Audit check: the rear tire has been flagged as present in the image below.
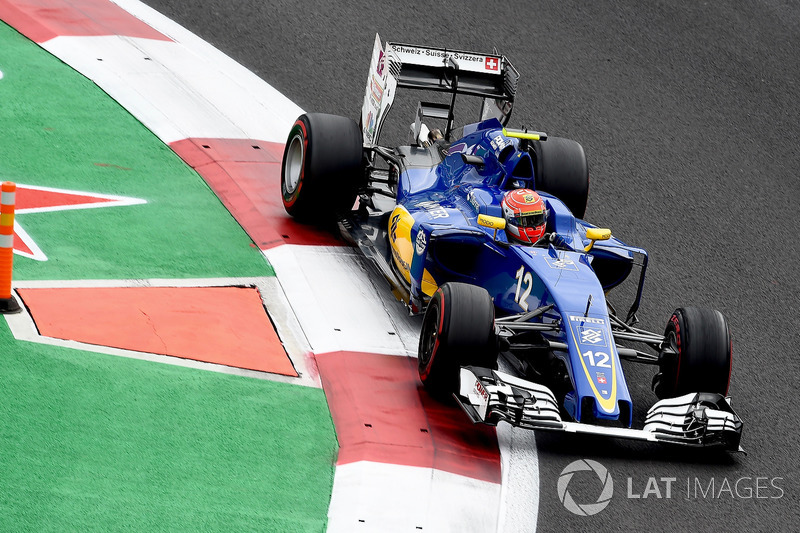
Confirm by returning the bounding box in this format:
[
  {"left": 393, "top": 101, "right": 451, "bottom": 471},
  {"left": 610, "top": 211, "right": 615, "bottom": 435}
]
[
  {"left": 531, "top": 137, "right": 589, "bottom": 219},
  {"left": 653, "top": 307, "right": 732, "bottom": 399},
  {"left": 418, "top": 283, "right": 497, "bottom": 400},
  {"left": 281, "top": 113, "right": 363, "bottom": 221}
]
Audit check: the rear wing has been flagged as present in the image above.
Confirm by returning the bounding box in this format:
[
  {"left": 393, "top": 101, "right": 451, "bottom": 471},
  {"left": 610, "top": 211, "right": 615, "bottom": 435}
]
[{"left": 361, "top": 34, "right": 520, "bottom": 146}]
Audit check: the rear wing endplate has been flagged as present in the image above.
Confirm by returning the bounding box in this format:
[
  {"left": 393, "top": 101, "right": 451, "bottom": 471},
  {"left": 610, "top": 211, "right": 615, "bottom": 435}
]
[{"left": 361, "top": 34, "right": 520, "bottom": 146}]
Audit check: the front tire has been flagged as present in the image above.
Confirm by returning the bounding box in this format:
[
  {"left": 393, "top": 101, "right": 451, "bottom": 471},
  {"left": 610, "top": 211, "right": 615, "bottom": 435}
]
[
  {"left": 418, "top": 283, "right": 497, "bottom": 399},
  {"left": 653, "top": 307, "right": 732, "bottom": 399},
  {"left": 281, "top": 113, "right": 363, "bottom": 221},
  {"left": 531, "top": 137, "right": 589, "bottom": 219}
]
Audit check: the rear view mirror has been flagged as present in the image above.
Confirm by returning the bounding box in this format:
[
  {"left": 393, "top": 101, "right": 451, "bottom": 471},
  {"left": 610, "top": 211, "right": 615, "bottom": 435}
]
[
  {"left": 478, "top": 214, "right": 506, "bottom": 241},
  {"left": 584, "top": 228, "right": 612, "bottom": 252},
  {"left": 477, "top": 214, "right": 506, "bottom": 230}
]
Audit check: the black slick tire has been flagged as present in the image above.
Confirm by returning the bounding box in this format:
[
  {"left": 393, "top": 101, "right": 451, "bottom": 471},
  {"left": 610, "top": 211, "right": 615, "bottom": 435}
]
[
  {"left": 531, "top": 136, "right": 589, "bottom": 219},
  {"left": 418, "top": 283, "right": 497, "bottom": 400},
  {"left": 653, "top": 307, "right": 733, "bottom": 399},
  {"left": 281, "top": 113, "right": 363, "bottom": 221}
]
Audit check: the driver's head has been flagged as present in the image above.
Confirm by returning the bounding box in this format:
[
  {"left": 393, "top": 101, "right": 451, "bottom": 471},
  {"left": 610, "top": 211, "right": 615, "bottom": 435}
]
[{"left": 501, "top": 189, "right": 546, "bottom": 244}]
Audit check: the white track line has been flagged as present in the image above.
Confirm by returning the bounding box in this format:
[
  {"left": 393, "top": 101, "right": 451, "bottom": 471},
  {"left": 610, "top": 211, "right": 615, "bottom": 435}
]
[
  {"left": 327, "top": 462, "right": 502, "bottom": 533},
  {"left": 264, "top": 244, "right": 420, "bottom": 357},
  {"left": 497, "top": 424, "right": 540, "bottom": 533}
]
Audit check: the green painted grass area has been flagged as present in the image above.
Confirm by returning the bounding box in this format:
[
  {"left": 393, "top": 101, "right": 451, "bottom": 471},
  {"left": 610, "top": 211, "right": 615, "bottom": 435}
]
[
  {"left": 0, "top": 21, "right": 270, "bottom": 280},
  {"left": 0, "top": 21, "right": 337, "bottom": 532},
  {"left": 0, "top": 322, "right": 336, "bottom": 532}
]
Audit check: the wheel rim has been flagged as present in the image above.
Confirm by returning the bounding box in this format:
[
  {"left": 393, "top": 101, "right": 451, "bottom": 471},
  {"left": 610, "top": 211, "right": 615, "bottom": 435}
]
[
  {"left": 284, "top": 133, "right": 304, "bottom": 195},
  {"left": 667, "top": 331, "right": 678, "bottom": 354},
  {"left": 665, "top": 330, "right": 680, "bottom": 390},
  {"left": 419, "top": 303, "right": 441, "bottom": 370}
]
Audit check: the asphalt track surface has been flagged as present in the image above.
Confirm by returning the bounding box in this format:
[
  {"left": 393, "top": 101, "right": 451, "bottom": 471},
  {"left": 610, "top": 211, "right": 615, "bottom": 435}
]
[{"left": 140, "top": 1, "right": 799, "bottom": 531}]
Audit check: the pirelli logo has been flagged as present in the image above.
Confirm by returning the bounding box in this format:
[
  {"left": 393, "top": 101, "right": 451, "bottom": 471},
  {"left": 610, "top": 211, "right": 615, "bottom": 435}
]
[{"left": 570, "top": 316, "right": 605, "bottom": 325}]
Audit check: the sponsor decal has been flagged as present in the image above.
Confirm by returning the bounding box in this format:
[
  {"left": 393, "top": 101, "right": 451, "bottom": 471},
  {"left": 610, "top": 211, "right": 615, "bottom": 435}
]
[
  {"left": 489, "top": 134, "right": 510, "bottom": 153},
  {"left": 545, "top": 256, "right": 579, "bottom": 271},
  {"left": 391, "top": 46, "right": 488, "bottom": 64},
  {"left": 392, "top": 247, "right": 411, "bottom": 273},
  {"left": 376, "top": 49, "right": 385, "bottom": 77},
  {"left": 523, "top": 193, "right": 537, "bottom": 203},
  {"left": 480, "top": 216, "right": 502, "bottom": 229},
  {"left": 474, "top": 380, "right": 489, "bottom": 402},
  {"left": 392, "top": 44, "right": 424, "bottom": 55},
  {"left": 671, "top": 314, "right": 682, "bottom": 352},
  {"left": 570, "top": 316, "right": 606, "bottom": 325},
  {"left": 415, "top": 230, "right": 427, "bottom": 256},
  {"left": 362, "top": 34, "right": 392, "bottom": 146},
  {"left": 415, "top": 200, "right": 449, "bottom": 219},
  {"left": 470, "top": 377, "right": 491, "bottom": 420},
  {"left": 388, "top": 44, "right": 499, "bottom": 75},
  {"left": 467, "top": 191, "right": 480, "bottom": 213},
  {"left": 365, "top": 110, "right": 375, "bottom": 140},
  {"left": 597, "top": 372, "right": 607, "bottom": 385},
  {"left": 451, "top": 52, "right": 485, "bottom": 62},
  {"left": 390, "top": 212, "right": 400, "bottom": 242},
  {"left": 580, "top": 326, "right": 606, "bottom": 346},
  {"left": 369, "top": 75, "right": 384, "bottom": 104}
]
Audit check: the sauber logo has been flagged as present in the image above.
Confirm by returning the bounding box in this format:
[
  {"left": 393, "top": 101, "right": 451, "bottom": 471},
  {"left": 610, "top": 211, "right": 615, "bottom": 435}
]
[
  {"left": 415, "top": 230, "right": 427, "bottom": 256},
  {"left": 474, "top": 380, "right": 489, "bottom": 402}
]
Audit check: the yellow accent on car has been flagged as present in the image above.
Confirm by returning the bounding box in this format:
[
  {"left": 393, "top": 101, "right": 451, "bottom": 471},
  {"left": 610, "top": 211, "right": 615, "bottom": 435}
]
[
  {"left": 477, "top": 214, "right": 506, "bottom": 229},
  {"left": 569, "top": 321, "right": 618, "bottom": 414},
  {"left": 502, "top": 128, "right": 543, "bottom": 141},
  {"left": 388, "top": 206, "right": 438, "bottom": 297},
  {"left": 584, "top": 227, "right": 612, "bottom": 252}
]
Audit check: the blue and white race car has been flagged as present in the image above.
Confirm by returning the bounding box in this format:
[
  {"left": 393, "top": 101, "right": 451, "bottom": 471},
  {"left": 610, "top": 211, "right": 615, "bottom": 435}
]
[{"left": 279, "top": 36, "right": 743, "bottom": 451}]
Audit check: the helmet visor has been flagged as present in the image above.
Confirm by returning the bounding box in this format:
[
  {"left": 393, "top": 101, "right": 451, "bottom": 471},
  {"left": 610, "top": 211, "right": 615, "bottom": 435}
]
[{"left": 509, "top": 210, "right": 546, "bottom": 229}]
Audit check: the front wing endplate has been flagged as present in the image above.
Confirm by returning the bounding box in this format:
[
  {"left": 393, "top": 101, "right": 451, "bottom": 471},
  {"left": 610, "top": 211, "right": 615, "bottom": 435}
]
[{"left": 455, "top": 367, "right": 744, "bottom": 452}]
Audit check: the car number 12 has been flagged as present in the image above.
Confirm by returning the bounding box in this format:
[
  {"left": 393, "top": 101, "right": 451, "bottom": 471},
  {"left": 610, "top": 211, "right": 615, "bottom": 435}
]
[
  {"left": 582, "top": 350, "right": 611, "bottom": 368},
  {"left": 514, "top": 266, "right": 533, "bottom": 311}
]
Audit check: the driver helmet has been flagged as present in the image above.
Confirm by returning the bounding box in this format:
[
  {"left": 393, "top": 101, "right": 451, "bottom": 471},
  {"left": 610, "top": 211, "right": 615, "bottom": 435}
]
[{"left": 501, "top": 189, "right": 547, "bottom": 244}]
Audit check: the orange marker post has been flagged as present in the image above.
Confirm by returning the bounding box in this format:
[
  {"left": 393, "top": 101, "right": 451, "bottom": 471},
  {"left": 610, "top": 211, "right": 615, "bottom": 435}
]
[{"left": 0, "top": 181, "right": 21, "bottom": 313}]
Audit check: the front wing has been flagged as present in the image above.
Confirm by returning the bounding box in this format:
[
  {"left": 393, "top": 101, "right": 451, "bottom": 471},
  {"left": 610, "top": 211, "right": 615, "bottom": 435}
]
[{"left": 456, "top": 367, "right": 744, "bottom": 452}]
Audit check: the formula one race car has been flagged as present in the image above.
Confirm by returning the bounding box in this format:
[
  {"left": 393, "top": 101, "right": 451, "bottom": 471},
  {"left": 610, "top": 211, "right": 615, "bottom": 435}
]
[{"left": 279, "top": 35, "right": 743, "bottom": 451}]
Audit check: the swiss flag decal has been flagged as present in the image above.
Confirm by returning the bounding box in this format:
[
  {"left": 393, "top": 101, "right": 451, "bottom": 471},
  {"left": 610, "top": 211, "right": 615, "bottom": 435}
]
[{"left": 485, "top": 57, "right": 499, "bottom": 71}]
